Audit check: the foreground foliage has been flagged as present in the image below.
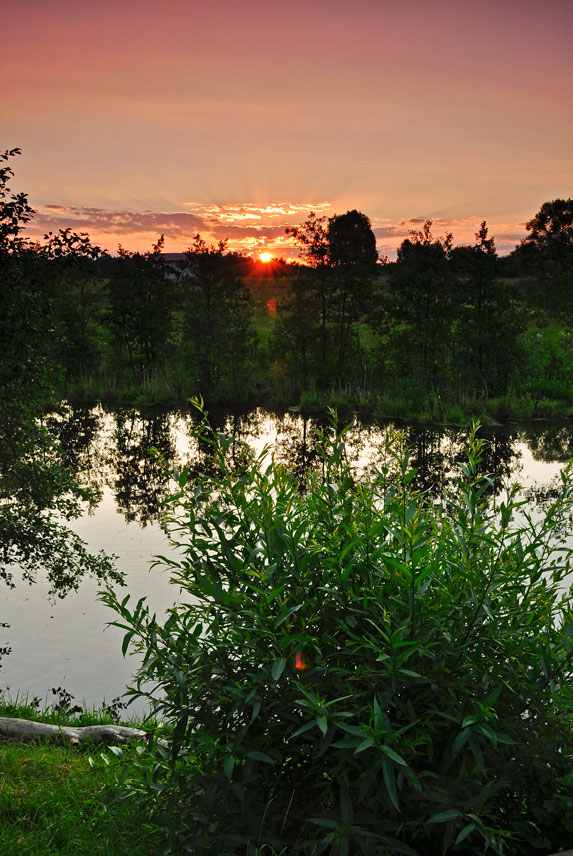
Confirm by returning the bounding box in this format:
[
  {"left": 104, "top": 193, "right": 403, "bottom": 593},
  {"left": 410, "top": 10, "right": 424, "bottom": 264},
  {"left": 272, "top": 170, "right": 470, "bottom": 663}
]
[{"left": 105, "top": 407, "right": 573, "bottom": 855}]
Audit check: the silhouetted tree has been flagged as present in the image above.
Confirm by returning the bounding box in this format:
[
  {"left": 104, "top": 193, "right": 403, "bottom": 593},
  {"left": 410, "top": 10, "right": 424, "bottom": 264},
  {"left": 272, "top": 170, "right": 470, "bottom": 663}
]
[
  {"left": 0, "top": 149, "right": 118, "bottom": 596},
  {"left": 107, "top": 236, "right": 175, "bottom": 376},
  {"left": 523, "top": 199, "right": 573, "bottom": 259},
  {"left": 509, "top": 199, "right": 573, "bottom": 296},
  {"left": 180, "top": 235, "right": 255, "bottom": 402},
  {"left": 450, "top": 221, "right": 506, "bottom": 394},
  {"left": 386, "top": 221, "right": 453, "bottom": 391},
  {"left": 327, "top": 209, "right": 378, "bottom": 383},
  {"left": 286, "top": 213, "right": 332, "bottom": 385},
  {"left": 40, "top": 229, "right": 107, "bottom": 382}
]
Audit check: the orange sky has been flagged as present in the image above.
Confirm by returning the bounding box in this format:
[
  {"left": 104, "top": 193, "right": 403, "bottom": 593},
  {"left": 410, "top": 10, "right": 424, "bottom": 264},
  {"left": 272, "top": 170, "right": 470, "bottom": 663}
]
[{"left": 4, "top": 0, "right": 572, "bottom": 258}]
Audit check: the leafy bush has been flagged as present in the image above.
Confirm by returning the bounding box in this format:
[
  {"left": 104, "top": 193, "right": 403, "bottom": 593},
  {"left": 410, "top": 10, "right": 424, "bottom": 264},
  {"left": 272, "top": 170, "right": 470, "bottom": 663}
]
[{"left": 104, "top": 403, "right": 573, "bottom": 855}]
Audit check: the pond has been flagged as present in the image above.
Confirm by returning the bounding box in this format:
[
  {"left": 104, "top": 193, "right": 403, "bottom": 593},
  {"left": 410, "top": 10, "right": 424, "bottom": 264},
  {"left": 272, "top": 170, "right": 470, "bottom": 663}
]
[{"left": 1, "top": 403, "right": 571, "bottom": 713}]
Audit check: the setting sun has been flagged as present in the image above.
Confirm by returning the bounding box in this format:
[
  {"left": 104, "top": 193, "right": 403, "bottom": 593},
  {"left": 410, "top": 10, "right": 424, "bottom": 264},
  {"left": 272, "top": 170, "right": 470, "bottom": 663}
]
[{"left": 259, "top": 251, "right": 273, "bottom": 263}]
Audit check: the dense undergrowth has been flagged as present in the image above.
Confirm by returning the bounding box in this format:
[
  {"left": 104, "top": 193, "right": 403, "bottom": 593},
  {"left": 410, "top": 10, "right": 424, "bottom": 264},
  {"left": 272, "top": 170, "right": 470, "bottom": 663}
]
[{"left": 101, "top": 404, "right": 573, "bottom": 855}]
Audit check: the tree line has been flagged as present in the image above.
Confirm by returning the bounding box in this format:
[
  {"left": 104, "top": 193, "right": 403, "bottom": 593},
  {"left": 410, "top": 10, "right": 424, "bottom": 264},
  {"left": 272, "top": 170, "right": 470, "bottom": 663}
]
[
  {"left": 279, "top": 206, "right": 573, "bottom": 418},
  {"left": 3, "top": 148, "right": 573, "bottom": 418}
]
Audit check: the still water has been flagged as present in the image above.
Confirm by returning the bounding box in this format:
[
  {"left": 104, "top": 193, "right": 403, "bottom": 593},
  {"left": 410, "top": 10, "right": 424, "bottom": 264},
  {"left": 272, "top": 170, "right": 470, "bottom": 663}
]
[{"left": 1, "top": 403, "right": 571, "bottom": 712}]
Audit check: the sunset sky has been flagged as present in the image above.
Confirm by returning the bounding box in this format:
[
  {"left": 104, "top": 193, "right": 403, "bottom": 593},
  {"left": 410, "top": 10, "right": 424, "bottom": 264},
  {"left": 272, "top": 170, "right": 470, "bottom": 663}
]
[{"left": 4, "top": 0, "right": 572, "bottom": 259}]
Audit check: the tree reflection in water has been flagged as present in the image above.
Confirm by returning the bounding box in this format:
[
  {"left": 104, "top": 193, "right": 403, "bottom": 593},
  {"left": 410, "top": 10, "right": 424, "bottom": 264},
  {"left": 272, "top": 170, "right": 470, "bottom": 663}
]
[
  {"left": 48, "top": 404, "right": 568, "bottom": 525},
  {"left": 111, "top": 408, "right": 175, "bottom": 525},
  {"left": 45, "top": 403, "right": 105, "bottom": 508}
]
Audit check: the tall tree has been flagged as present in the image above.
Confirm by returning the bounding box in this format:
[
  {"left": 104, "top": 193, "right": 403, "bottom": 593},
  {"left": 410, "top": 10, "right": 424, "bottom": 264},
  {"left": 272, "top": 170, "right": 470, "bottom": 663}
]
[
  {"left": 449, "top": 221, "right": 500, "bottom": 393},
  {"left": 327, "top": 210, "right": 378, "bottom": 383},
  {"left": 387, "top": 220, "right": 453, "bottom": 391},
  {"left": 107, "top": 236, "right": 174, "bottom": 377},
  {"left": 40, "top": 228, "right": 106, "bottom": 383},
  {"left": 179, "top": 235, "right": 254, "bottom": 401},
  {"left": 286, "top": 213, "right": 332, "bottom": 386},
  {"left": 0, "top": 149, "right": 119, "bottom": 598},
  {"left": 511, "top": 198, "right": 573, "bottom": 297},
  {"left": 523, "top": 198, "right": 573, "bottom": 259}
]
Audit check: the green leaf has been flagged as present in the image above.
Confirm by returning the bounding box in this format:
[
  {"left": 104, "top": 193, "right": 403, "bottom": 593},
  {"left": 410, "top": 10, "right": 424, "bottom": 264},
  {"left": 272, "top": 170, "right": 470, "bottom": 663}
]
[
  {"left": 381, "top": 757, "right": 399, "bottom": 812},
  {"left": 338, "top": 540, "right": 354, "bottom": 565},
  {"left": 272, "top": 657, "right": 287, "bottom": 681},
  {"left": 476, "top": 722, "right": 497, "bottom": 744},
  {"left": 452, "top": 728, "right": 471, "bottom": 757},
  {"left": 455, "top": 823, "right": 476, "bottom": 844},
  {"left": 290, "top": 721, "right": 316, "bottom": 739},
  {"left": 275, "top": 603, "right": 304, "bottom": 626},
  {"left": 373, "top": 695, "right": 383, "bottom": 720},
  {"left": 428, "top": 809, "right": 461, "bottom": 823},
  {"left": 224, "top": 756, "right": 234, "bottom": 781},
  {"left": 354, "top": 736, "right": 375, "bottom": 753},
  {"left": 316, "top": 715, "right": 328, "bottom": 736},
  {"left": 121, "top": 630, "right": 134, "bottom": 657},
  {"left": 246, "top": 750, "right": 275, "bottom": 764},
  {"left": 398, "top": 668, "right": 424, "bottom": 679},
  {"left": 402, "top": 468, "right": 418, "bottom": 486},
  {"left": 381, "top": 745, "right": 408, "bottom": 766},
  {"left": 332, "top": 736, "right": 362, "bottom": 749}
]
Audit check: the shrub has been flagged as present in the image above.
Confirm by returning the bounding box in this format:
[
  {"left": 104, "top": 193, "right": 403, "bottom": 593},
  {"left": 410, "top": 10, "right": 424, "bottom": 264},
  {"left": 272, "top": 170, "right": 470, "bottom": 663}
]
[{"left": 104, "top": 402, "right": 573, "bottom": 855}]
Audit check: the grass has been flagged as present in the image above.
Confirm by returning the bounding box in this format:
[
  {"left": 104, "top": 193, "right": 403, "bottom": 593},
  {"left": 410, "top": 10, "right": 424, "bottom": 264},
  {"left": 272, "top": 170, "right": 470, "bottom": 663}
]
[
  {"left": 0, "top": 742, "right": 165, "bottom": 855},
  {"left": 63, "top": 369, "right": 573, "bottom": 426},
  {"left": 0, "top": 694, "right": 168, "bottom": 856}
]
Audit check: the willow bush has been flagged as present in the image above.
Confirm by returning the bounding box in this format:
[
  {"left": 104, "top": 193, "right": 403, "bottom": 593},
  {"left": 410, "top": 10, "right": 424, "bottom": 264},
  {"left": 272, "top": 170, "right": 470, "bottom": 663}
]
[{"left": 104, "top": 403, "right": 573, "bottom": 855}]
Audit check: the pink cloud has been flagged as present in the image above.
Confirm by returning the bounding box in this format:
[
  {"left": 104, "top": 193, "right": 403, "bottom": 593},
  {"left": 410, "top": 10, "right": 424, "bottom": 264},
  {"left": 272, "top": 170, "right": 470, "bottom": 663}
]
[
  {"left": 24, "top": 201, "right": 334, "bottom": 258},
  {"left": 23, "top": 203, "right": 526, "bottom": 260},
  {"left": 31, "top": 206, "right": 207, "bottom": 238}
]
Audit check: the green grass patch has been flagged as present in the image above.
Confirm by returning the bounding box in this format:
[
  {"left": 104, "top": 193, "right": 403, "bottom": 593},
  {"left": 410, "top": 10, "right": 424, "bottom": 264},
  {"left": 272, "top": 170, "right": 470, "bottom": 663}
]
[
  {"left": 0, "top": 741, "right": 165, "bottom": 856},
  {"left": 0, "top": 693, "right": 168, "bottom": 855}
]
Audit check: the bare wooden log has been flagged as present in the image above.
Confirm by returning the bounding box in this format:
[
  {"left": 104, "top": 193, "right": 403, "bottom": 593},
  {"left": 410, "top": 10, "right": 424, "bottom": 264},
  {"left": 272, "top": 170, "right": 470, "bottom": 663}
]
[{"left": 0, "top": 716, "right": 153, "bottom": 746}]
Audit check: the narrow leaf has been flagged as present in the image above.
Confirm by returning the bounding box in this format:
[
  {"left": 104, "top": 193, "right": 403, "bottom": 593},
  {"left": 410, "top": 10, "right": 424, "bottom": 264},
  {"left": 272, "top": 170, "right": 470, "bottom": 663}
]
[
  {"left": 224, "top": 756, "right": 234, "bottom": 781},
  {"left": 381, "top": 745, "right": 408, "bottom": 766},
  {"left": 455, "top": 823, "right": 476, "bottom": 844},
  {"left": 246, "top": 750, "right": 275, "bottom": 764},
  {"left": 381, "top": 757, "right": 399, "bottom": 812},
  {"left": 428, "top": 809, "right": 461, "bottom": 823},
  {"left": 272, "top": 657, "right": 287, "bottom": 681}
]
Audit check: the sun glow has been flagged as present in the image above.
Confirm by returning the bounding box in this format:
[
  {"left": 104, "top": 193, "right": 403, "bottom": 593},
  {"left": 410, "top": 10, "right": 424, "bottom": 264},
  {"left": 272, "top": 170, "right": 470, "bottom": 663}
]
[{"left": 259, "top": 251, "right": 273, "bottom": 263}]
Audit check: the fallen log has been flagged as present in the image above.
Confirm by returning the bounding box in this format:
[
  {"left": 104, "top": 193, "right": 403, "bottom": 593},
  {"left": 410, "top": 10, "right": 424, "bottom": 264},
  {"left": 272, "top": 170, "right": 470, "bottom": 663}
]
[{"left": 0, "top": 716, "right": 154, "bottom": 746}]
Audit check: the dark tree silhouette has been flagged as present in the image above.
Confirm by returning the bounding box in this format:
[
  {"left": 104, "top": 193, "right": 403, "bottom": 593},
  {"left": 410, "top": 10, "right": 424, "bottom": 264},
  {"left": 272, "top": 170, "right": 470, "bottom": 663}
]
[
  {"left": 0, "top": 149, "right": 119, "bottom": 596},
  {"left": 387, "top": 220, "right": 453, "bottom": 391},
  {"left": 286, "top": 213, "right": 332, "bottom": 386},
  {"left": 449, "top": 221, "right": 510, "bottom": 395},
  {"left": 179, "top": 235, "right": 254, "bottom": 402},
  {"left": 107, "top": 235, "right": 175, "bottom": 376},
  {"left": 523, "top": 198, "right": 573, "bottom": 258},
  {"left": 327, "top": 209, "right": 378, "bottom": 382}
]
